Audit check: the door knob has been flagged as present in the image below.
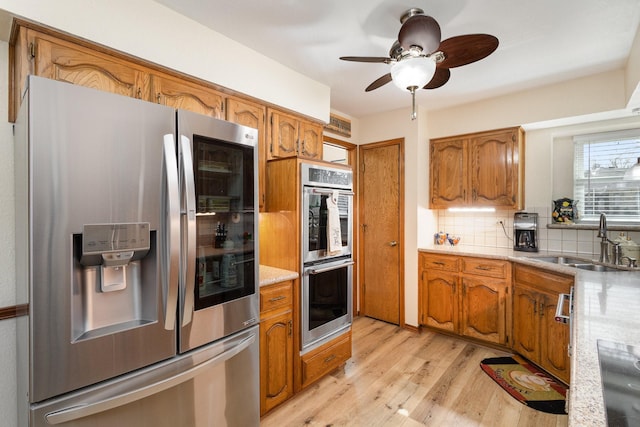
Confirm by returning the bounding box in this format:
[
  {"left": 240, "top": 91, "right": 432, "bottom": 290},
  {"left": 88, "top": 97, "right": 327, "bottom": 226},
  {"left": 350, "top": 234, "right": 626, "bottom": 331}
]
[{"left": 389, "top": 241, "right": 397, "bottom": 247}]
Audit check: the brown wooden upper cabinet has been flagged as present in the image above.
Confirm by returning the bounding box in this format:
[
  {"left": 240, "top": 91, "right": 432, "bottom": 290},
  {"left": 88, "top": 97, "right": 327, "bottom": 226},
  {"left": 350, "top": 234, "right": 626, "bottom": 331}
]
[
  {"left": 151, "top": 74, "right": 225, "bottom": 119},
  {"left": 267, "top": 109, "right": 323, "bottom": 160},
  {"left": 10, "top": 25, "right": 152, "bottom": 120},
  {"left": 429, "top": 127, "right": 524, "bottom": 209},
  {"left": 226, "top": 97, "right": 267, "bottom": 210}
]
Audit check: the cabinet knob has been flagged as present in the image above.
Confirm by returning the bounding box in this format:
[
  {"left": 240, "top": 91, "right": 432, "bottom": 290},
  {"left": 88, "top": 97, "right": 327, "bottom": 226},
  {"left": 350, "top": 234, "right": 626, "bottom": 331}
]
[{"left": 389, "top": 241, "right": 398, "bottom": 247}]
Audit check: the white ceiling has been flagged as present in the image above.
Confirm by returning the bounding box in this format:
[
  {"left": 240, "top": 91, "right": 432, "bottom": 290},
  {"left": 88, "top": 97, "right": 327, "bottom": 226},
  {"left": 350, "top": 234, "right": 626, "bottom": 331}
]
[{"left": 153, "top": 0, "right": 640, "bottom": 119}]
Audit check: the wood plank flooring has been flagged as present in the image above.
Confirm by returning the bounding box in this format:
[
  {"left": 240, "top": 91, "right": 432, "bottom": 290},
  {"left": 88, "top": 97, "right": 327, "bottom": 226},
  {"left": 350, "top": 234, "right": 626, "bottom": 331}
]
[{"left": 261, "top": 316, "right": 568, "bottom": 427}]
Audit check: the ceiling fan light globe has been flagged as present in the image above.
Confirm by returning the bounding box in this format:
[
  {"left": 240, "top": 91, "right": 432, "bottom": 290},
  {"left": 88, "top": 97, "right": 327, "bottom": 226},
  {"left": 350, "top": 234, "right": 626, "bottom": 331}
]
[{"left": 390, "top": 56, "right": 436, "bottom": 91}]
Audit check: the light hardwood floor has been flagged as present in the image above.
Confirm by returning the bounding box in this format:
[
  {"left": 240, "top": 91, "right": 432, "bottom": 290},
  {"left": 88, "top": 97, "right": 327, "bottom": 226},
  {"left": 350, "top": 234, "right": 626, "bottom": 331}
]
[{"left": 261, "top": 316, "right": 568, "bottom": 427}]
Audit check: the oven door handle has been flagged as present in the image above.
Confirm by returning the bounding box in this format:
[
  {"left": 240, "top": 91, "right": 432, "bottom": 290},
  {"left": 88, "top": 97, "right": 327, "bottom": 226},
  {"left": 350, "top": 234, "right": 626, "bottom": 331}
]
[
  {"left": 311, "top": 188, "right": 355, "bottom": 196},
  {"left": 308, "top": 261, "right": 354, "bottom": 275}
]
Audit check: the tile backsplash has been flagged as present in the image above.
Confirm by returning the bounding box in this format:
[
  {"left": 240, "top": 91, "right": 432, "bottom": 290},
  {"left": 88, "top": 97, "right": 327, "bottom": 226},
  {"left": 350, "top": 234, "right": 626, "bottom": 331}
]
[{"left": 435, "top": 206, "right": 640, "bottom": 258}]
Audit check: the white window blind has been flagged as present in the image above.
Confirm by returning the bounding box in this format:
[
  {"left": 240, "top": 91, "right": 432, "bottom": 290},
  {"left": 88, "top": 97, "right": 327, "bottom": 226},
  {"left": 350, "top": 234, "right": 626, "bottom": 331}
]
[{"left": 573, "top": 129, "right": 640, "bottom": 222}]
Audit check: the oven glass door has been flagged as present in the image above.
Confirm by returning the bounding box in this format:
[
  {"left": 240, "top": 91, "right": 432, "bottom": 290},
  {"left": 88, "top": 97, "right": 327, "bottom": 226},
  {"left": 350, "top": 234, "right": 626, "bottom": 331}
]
[
  {"left": 193, "top": 134, "right": 255, "bottom": 309},
  {"left": 303, "top": 259, "right": 353, "bottom": 349},
  {"left": 303, "top": 187, "right": 352, "bottom": 263}
]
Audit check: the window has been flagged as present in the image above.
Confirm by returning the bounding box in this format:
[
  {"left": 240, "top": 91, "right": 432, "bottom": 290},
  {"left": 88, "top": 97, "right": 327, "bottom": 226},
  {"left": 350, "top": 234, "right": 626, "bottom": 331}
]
[{"left": 573, "top": 129, "right": 640, "bottom": 222}]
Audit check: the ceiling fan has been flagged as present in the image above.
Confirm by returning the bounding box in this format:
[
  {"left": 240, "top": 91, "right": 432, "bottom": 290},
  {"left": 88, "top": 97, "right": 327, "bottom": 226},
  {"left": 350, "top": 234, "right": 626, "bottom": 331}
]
[{"left": 340, "top": 8, "right": 499, "bottom": 119}]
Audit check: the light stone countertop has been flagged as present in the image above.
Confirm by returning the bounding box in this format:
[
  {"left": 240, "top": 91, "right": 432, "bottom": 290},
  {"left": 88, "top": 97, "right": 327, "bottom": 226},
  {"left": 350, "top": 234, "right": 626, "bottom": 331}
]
[
  {"left": 259, "top": 265, "right": 298, "bottom": 287},
  {"left": 419, "top": 245, "right": 640, "bottom": 426}
]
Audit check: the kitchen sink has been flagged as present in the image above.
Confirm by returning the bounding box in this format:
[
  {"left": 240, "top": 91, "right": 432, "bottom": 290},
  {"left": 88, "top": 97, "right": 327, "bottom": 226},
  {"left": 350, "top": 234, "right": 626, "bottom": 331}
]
[
  {"left": 574, "top": 264, "right": 621, "bottom": 272},
  {"left": 526, "top": 255, "right": 625, "bottom": 272},
  {"left": 528, "top": 256, "right": 591, "bottom": 265}
]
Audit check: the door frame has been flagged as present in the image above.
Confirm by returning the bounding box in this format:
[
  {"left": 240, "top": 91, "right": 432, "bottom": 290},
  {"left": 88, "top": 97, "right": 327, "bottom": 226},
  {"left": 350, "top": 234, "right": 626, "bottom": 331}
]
[
  {"left": 358, "top": 138, "right": 405, "bottom": 326},
  {"left": 322, "top": 135, "right": 358, "bottom": 318}
]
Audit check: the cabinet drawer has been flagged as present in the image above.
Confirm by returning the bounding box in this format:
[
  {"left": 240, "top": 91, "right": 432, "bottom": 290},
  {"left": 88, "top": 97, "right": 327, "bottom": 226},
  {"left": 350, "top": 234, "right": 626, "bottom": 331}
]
[
  {"left": 513, "top": 264, "right": 573, "bottom": 295},
  {"left": 260, "top": 281, "right": 293, "bottom": 315},
  {"left": 301, "top": 332, "right": 352, "bottom": 388},
  {"left": 462, "top": 257, "right": 509, "bottom": 279},
  {"left": 421, "top": 253, "right": 459, "bottom": 272}
]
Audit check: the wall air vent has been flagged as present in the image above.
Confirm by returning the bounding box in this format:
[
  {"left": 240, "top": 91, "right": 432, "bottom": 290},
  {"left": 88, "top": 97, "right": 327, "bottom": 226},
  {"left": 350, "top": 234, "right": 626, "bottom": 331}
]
[{"left": 324, "top": 113, "right": 351, "bottom": 138}]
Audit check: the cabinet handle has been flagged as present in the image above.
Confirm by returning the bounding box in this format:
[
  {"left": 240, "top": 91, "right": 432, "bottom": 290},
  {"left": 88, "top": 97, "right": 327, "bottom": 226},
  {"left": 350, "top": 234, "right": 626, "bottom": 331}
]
[
  {"left": 539, "top": 302, "right": 545, "bottom": 317},
  {"left": 29, "top": 42, "right": 36, "bottom": 59},
  {"left": 157, "top": 93, "right": 162, "bottom": 104},
  {"left": 324, "top": 354, "right": 336, "bottom": 364},
  {"left": 136, "top": 88, "right": 142, "bottom": 99},
  {"left": 533, "top": 300, "right": 537, "bottom": 315},
  {"left": 268, "top": 295, "right": 286, "bottom": 302},
  {"left": 475, "top": 265, "right": 492, "bottom": 271},
  {"left": 433, "top": 261, "right": 445, "bottom": 266},
  {"left": 288, "top": 319, "right": 292, "bottom": 336}
]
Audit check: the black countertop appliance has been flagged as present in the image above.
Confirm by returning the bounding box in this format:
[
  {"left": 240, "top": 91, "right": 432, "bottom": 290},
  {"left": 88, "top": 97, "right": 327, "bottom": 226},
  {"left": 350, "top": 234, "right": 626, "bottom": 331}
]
[{"left": 514, "top": 212, "right": 539, "bottom": 252}]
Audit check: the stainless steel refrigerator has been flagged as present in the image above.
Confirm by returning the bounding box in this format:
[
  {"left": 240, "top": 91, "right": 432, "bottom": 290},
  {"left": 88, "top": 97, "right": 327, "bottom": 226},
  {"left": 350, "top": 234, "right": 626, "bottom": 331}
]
[{"left": 14, "top": 76, "right": 260, "bottom": 426}]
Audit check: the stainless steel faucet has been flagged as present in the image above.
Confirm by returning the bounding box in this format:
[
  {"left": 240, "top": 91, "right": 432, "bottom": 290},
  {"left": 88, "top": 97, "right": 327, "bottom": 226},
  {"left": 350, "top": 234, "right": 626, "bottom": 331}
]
[{"left": 597, "top": 213, "right": 610, "bottom": 263}]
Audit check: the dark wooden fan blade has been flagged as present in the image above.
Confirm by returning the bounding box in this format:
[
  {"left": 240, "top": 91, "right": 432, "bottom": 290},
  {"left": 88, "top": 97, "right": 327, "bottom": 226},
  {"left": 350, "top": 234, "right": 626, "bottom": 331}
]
[
  {"left": 423, "top": 68, "right": 450, "bottom": 89},
  {"left": 340, "top": 56, "right": 392, "bottom": 64},
  {"left": 365, "top": 73, "right": 392, "bottom": 92},
  {"left": 398, "top": 15, "right": 441, "bottom": 53},
  {"left": 438, "top": 34, "right": 499, "bottom": 68}
]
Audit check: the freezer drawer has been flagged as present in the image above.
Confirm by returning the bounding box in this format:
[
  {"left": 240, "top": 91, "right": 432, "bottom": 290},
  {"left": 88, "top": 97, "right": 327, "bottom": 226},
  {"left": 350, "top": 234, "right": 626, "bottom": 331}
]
[{"left": 27, "top": 326, "right": 259, "bottom": 427}]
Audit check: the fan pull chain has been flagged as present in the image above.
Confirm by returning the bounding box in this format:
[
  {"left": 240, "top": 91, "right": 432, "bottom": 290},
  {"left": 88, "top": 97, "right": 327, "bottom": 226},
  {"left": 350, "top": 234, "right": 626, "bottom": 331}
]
[{"left": 410, "top": 86, "right": 417, "bottom": 120}]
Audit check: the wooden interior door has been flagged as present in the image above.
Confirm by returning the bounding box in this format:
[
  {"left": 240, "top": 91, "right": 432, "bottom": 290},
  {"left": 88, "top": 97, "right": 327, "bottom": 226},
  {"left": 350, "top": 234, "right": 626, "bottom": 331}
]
[{"left": 359, "top": 139, "right": 404, "bottom": 325}]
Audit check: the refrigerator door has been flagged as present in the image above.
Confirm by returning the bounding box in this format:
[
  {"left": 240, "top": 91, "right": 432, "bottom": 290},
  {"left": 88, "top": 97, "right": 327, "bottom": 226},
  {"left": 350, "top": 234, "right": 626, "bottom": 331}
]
[
  {"left": 30, "top": 326, "right": 259, "bottom": 427},
  {"left": 177, "top": 110, "right": 260, "bottom": 352},
  {"left": 15, "top": 77, "right": 178, "bottom": 404}
]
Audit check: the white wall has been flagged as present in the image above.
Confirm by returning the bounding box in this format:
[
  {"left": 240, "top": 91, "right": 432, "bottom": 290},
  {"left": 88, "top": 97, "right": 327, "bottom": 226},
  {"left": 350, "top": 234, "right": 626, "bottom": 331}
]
[
  {"left": 0, "top": 39, "right": 16, "bottom": 425},
  {"left": 427, "top": 69, "right": 627, "bottom": 138},
  {"left": 0, "top": 0, "right": 330, "bottom": 122}
]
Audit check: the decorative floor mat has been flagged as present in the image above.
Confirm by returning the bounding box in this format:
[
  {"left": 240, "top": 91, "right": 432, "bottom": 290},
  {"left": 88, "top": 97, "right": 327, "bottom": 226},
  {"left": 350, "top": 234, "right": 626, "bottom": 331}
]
[{"left": 480, "top": 355, "right": 568, "bottom": 414}]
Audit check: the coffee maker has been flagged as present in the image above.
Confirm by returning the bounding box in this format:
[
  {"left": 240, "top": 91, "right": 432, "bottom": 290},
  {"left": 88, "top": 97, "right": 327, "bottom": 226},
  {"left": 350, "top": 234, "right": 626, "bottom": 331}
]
[{"left": 514, "top": 212, "right": 538, "bottom": 252}]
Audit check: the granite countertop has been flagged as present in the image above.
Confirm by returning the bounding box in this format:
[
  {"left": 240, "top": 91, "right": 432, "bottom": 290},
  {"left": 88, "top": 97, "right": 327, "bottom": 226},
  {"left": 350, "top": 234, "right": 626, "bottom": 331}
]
[
  {"left": 419, "top": 245, "right": 640, "bottom": 426},
  {"left": 259, "top": 265, "right": 298, "bottom": 287}
]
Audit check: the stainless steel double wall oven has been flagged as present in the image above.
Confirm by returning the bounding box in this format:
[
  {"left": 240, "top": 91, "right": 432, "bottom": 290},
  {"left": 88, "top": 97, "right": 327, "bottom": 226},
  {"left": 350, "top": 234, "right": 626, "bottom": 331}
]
[{"left": 300, "top": 163, "right": 354, "bottom": 351}]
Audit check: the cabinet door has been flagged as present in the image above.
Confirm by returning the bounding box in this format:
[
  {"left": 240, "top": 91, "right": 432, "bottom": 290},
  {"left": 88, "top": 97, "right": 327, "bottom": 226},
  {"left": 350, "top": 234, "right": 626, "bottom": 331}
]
[
  {"left": 512, "top": 286, "right": 540, "bottom": 362},
  {"left": 31, "top": 30, "right": 149, "bottom": 100},
  {"left": 227, "top": 97, "right": 266, "bottom": 211},
  {"left": 470, "top": 129, "right": 519, "bottom": 207},
  {"left": 539, "top": 292, "right": 571, "bottom": 383},
  {"left": 151, "top": 74, "right": 224, "bottom": 118},
  {"left": 460, "top": 276, "right": 508, "bottom": 345},
  {"left": 260, "top": 310, "right": 293, "bottom": 415},
  {"left": 429, "top": 138, "right": 467, "bottom": 208},
  {"left": 269, "top": 110, "right": 299, "bottom": 159},
  {"left": 298, "top": 121, "right": 323, "bottom": 160},
  {"left": 421, "top": 270, "right": 458, "bottom": 332}
]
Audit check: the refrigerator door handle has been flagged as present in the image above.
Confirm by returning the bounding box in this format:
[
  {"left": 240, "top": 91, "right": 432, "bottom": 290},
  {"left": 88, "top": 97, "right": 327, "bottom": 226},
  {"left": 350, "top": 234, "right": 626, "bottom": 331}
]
[
  {"left": 180, "top": 135, "right": 197, "bottom": 326},
  {"left": 162, "top": 134, "right": 180, "bottom": 330},
  {"left": 44, "top": 333, "right": 257, "bottom": 425}
]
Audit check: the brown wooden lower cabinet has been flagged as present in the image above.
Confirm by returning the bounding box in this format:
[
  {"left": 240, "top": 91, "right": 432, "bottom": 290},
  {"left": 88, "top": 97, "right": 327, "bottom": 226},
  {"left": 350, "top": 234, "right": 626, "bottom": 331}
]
[
  {"left": 419, "top": 253, "right": 511, "bottom": 346},
  {"left": 512, "top": 264, "right": 572, "bottom": 384},
  {"left": 259, "top": 280, "right": 294, "bottom": 415},
  {"left": 419, "top": 252, "right": 572, "bottom": 384}
]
